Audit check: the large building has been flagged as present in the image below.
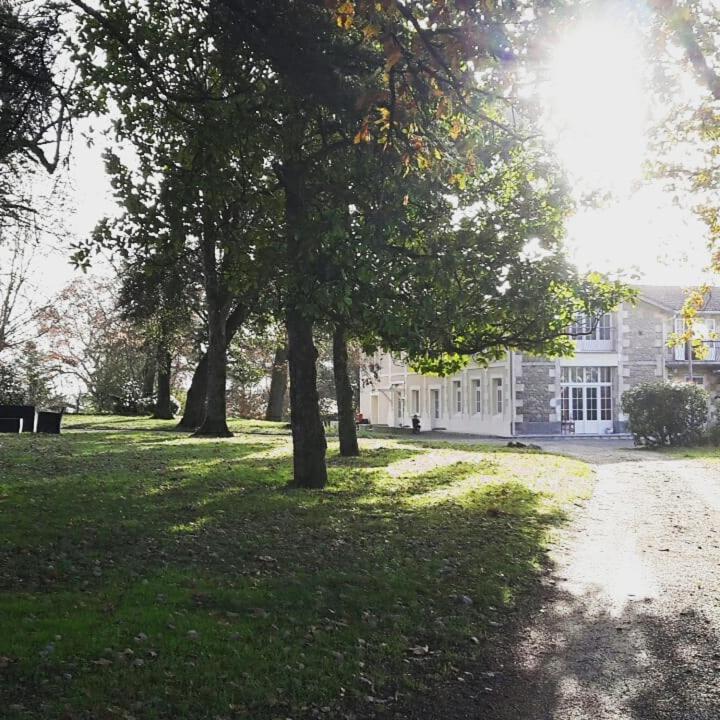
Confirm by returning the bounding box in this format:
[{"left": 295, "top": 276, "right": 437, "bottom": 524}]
[{"left": 359, "top": 286, "right": 720, "bottom": 437}]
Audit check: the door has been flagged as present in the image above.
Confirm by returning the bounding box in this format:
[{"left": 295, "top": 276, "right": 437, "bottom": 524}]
[
  {"left": 560, "top": 367, "right": 613, "bottom": 434},
  {"left": 430, "top": 389, "right": 440, "bottom": 428}
]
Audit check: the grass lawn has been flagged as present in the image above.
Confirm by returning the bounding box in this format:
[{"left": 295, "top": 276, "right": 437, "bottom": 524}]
[{"left": 1, "top": 416, "right": 593, "bottom": 719}]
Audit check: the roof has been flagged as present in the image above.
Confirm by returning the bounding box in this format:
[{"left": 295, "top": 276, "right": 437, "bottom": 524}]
[{"left": 633, "top": 285, "right": 720, "bottom": 313}]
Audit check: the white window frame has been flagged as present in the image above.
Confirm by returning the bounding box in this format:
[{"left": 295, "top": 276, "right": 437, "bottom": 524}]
[
  {"left": 472, "top": 378, "right": 482, "bottom": 414},
  {"left": 411, "top": 388, "right": 420, "bottom": 414},
  {"left": 453, "top": 380, "right": 462, "bottom": 414},
  {"left": 492, "top": 377, "right": 503, "bottom": 415},
  {"left": 429, "top": 388, "right": 441, "bottom": 419}
]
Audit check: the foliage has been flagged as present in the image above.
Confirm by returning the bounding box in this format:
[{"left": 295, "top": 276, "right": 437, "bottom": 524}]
[
  {"left": 0, "top": 0, "right": 74, "bottom": 223},
  {"left": 0, "top": 360, "right": 23, "bottom": 403},
  {"left": 622, "top": 380, "right": 709, "bottom": 447},
  {"left": 0, "top": 418, "right": 591, "bottom": 719},
  {"left": 40, "top": 278, "right": 150, "bottom": 413}
]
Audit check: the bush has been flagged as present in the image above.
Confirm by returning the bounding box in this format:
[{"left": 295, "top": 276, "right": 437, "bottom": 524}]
[{"left": 622, "top": 381, "right": 708, "bottom": 447}]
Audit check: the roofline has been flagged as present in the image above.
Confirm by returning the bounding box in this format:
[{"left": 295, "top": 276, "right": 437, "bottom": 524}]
[{"left": 635, "top": 294, "right": 675, "bottom": 312}]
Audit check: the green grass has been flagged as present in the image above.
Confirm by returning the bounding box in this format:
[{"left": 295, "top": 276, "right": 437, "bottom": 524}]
[
  {"left": 663, "top": 445, "right": 720, "bottom": 460},
  {"left": 0, "top": 416, "right": 593, "bottom": 719}
]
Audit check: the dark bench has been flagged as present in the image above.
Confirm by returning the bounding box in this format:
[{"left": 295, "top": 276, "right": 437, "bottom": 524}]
[
  {"left": 0, "top": 417, "right": 23, "bottom": 433},
  {"left": 37, "top": 411, "right": 62, "bottom": 435},
  {"left": 0, "top": 405, "right": 36, "bottom": 433}
]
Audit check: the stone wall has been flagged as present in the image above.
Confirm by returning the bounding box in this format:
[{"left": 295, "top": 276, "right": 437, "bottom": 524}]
[
  {"left": 517, "top": 360, "right": 554, "bottom": 422},
  {"left": 620, "top": 301, "right": 665, "bottom": 400}
]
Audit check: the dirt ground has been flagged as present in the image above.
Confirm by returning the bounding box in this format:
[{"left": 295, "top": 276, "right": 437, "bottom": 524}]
[{"left": 393, "top": 439, "right": 720, "bottom": 720}]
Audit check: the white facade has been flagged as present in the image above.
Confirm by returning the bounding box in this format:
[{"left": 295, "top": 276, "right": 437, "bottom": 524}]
[
  {"left": 359, "top": 293, "right": 720, "bottom": 437},
  {"left": 359, "top": 352, "right": 514, "bottom": 436}
]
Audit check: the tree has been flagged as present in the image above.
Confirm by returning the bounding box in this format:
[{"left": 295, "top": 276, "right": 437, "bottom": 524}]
[
  {"left": 265, "top": 345, "right": 288, "bottom": 422},
  {"left": 650, "top": 2, "right": 720, "bottom": 341},
  {"left": 332, "top": 324, "right": 359, "bottom": 456},
  {"left": 69, "top": 0, "right": 629, "bottom": 489},
  {"left": 40, "top": 277, "right": 148, "bottom": 412},
  {"left": 0, "top": 226, "right": 52, "bottom": 355},
  {"left": 71, "top": 0, "right": 278, "bottom": 436},
  {"left": 117, "top": 253, "right": 200, "bottom": 419},
  {"left": 0, "top": 0, "right": 73, "bottom": 224}
]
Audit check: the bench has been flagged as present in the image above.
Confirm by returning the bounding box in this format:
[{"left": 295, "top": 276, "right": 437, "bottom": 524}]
[
  {"left": 0, "top": 418, "right": 23, "bottom": 433},
  {"left": 0, "top": 405, "right": 36, "bottom": 433},
  {"left": 37, "top": 411, "right": 62, "bottom": 435}
]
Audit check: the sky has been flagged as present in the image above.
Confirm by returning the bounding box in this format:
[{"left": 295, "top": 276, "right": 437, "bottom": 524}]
[{"left": 21, "top": 2, "right": 717, "bottom": 301}]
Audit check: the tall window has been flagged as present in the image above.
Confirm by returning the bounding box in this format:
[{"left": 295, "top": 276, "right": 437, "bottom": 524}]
[
  {"left": 430, "top": 389, "right": 440, "bottom": 419},
  {"left": 473, "top": 379, "right": 482, "bottom": 414},
  {"left": 453, "top": 380, "right": 462, "bottom": 414},
  {"left": 492, "top": 378, "right": 503, "bottom": 415},
  {"left": 396, "top": 394, "right": 405, "bottom": 419},
  {"left": 569, "top": 313, "right": 612, "bottom": 341},
  {"left": 411, "top": 388, "right": 420, "bottom": 414}
]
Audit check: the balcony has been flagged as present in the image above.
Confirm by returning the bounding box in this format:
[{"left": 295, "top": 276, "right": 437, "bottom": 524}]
[
  {"left": 573, "top": 329, "right": 616, "bottom": 353},
  {"left": 666, "top": 339, "right": 720, "bottom": 364}
]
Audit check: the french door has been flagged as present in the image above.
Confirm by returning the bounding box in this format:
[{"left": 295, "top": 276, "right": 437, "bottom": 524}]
[{"left": 560, "top": 367, "right": 613, "bottom": 434}]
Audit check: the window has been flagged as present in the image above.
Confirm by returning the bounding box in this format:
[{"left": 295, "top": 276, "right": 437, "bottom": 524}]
[
  {"left": 561, "top": 366, "right": 612, "bottom": 384},
  {"left": 569, "top": 313, "right": 612, "bottom": 341},
  {"left": 492, "top": 378, "right": 503, "bottom": 415},
  {"left": 396, "top": 394, "right": 405, "bottom": 419},
  {"left": 473, "top": 379, "right": 482, "bottom": 414},
  {"left": 453, "top": 380, "right": 462, "bottom": 414},
  {"left": 685, "top": 376, "right": 705, "bottom": 386},
  {"left": 600, "top": 385, "right": 612, "bottom": 420},
  {"left": 411, "top": 388, "right": 420, "bottom": 414},
  {"left": 430, "top": 389, "right": 440, "bottom": 419}
]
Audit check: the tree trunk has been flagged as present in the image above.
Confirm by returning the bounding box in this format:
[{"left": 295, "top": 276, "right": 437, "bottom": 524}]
[
  {"left": 142, "top": 353, "right": 156, "bottom": 399},
  {"left": 194, "top": 214, "right": 232, "bottom": 438},
  {"left": 287, "top": 309, "right": 327, "bottom": 488},
  {"left": 194, "top": 306, "right": 231, "bottom": 437},
  {"left": 153, "top": 348, "right": 174, "bottom": 419},
  {"left": 265, "top": 345, "right": 288, "bottom": 421},
  {"left": 279, "top": 152, "right": 327, "bottom": 488},
  {"left": 176, "top": 353, "right": 208, "bottom": 430},
  {"left": 333, "top": 324, "right": 359, "bottom": 457}
]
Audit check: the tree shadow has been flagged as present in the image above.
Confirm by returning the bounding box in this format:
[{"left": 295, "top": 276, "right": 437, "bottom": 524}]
[
  {"left": 391, "top": 584, "right": 720, "bottom": 719},
  {"left": 0, "top": 430, "right": 575, "bottom": 719}
]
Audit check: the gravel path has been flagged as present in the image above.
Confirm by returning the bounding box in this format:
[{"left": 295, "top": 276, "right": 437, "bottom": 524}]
[
  {"left": 397, "top": 443, "right": 720, "bottom": 720},
  {"left": 503, "top": 450, "right": 720, "bottom": 720}
]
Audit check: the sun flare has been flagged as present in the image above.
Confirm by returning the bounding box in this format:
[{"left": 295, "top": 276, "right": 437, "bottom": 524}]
[{"left": 542, "top": 15, "right": 650, "bottom": 194}]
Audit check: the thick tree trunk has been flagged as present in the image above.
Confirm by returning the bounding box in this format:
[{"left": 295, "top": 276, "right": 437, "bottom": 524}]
[
  {"left": 333, "top": 324, "right": 359, "bottom": 457},
  {"left": 265, "top": 345, "right": 288, "bottom": 421},
  {"left": 176, "top": 353, "right": 208, "bottom": 430},
  {"left": 278, "top": 151, "right": 327, "bottom": 487},
  {"left": 287, "top": 309, "right": 327, "bottom": 488},
  {"left": 194, "top": 307, "right": 231, "bottom": 437},
  {"left": 153, "top": 348, "right": 174, "bottom": 419}
]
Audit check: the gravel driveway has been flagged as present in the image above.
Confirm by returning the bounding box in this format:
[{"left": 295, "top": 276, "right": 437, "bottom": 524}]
[{"left": 397, "top": 441, "right": 720, "bottom": 719}]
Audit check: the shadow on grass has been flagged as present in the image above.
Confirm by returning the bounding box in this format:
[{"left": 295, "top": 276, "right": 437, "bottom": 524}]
[{"left": 0, "top": 429, "right": 572, "bottom": 720}]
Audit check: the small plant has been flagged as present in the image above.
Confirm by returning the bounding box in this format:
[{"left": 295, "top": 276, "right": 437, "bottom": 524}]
[{"left": 622, "top": 381, "right": 708, "bottom": 447}]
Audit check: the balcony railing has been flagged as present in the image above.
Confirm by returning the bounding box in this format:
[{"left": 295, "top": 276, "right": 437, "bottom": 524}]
[
  {"left": 573, "top": 329, "right": 616, "bottom": 353},
  {"left": 666, "top": 339, "right": 720, "bottom": 363}
]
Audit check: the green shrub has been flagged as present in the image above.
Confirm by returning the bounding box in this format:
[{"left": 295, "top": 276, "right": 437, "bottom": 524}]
[{"left": 622, "top": 381, "right": 708, "bottom": 447}]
